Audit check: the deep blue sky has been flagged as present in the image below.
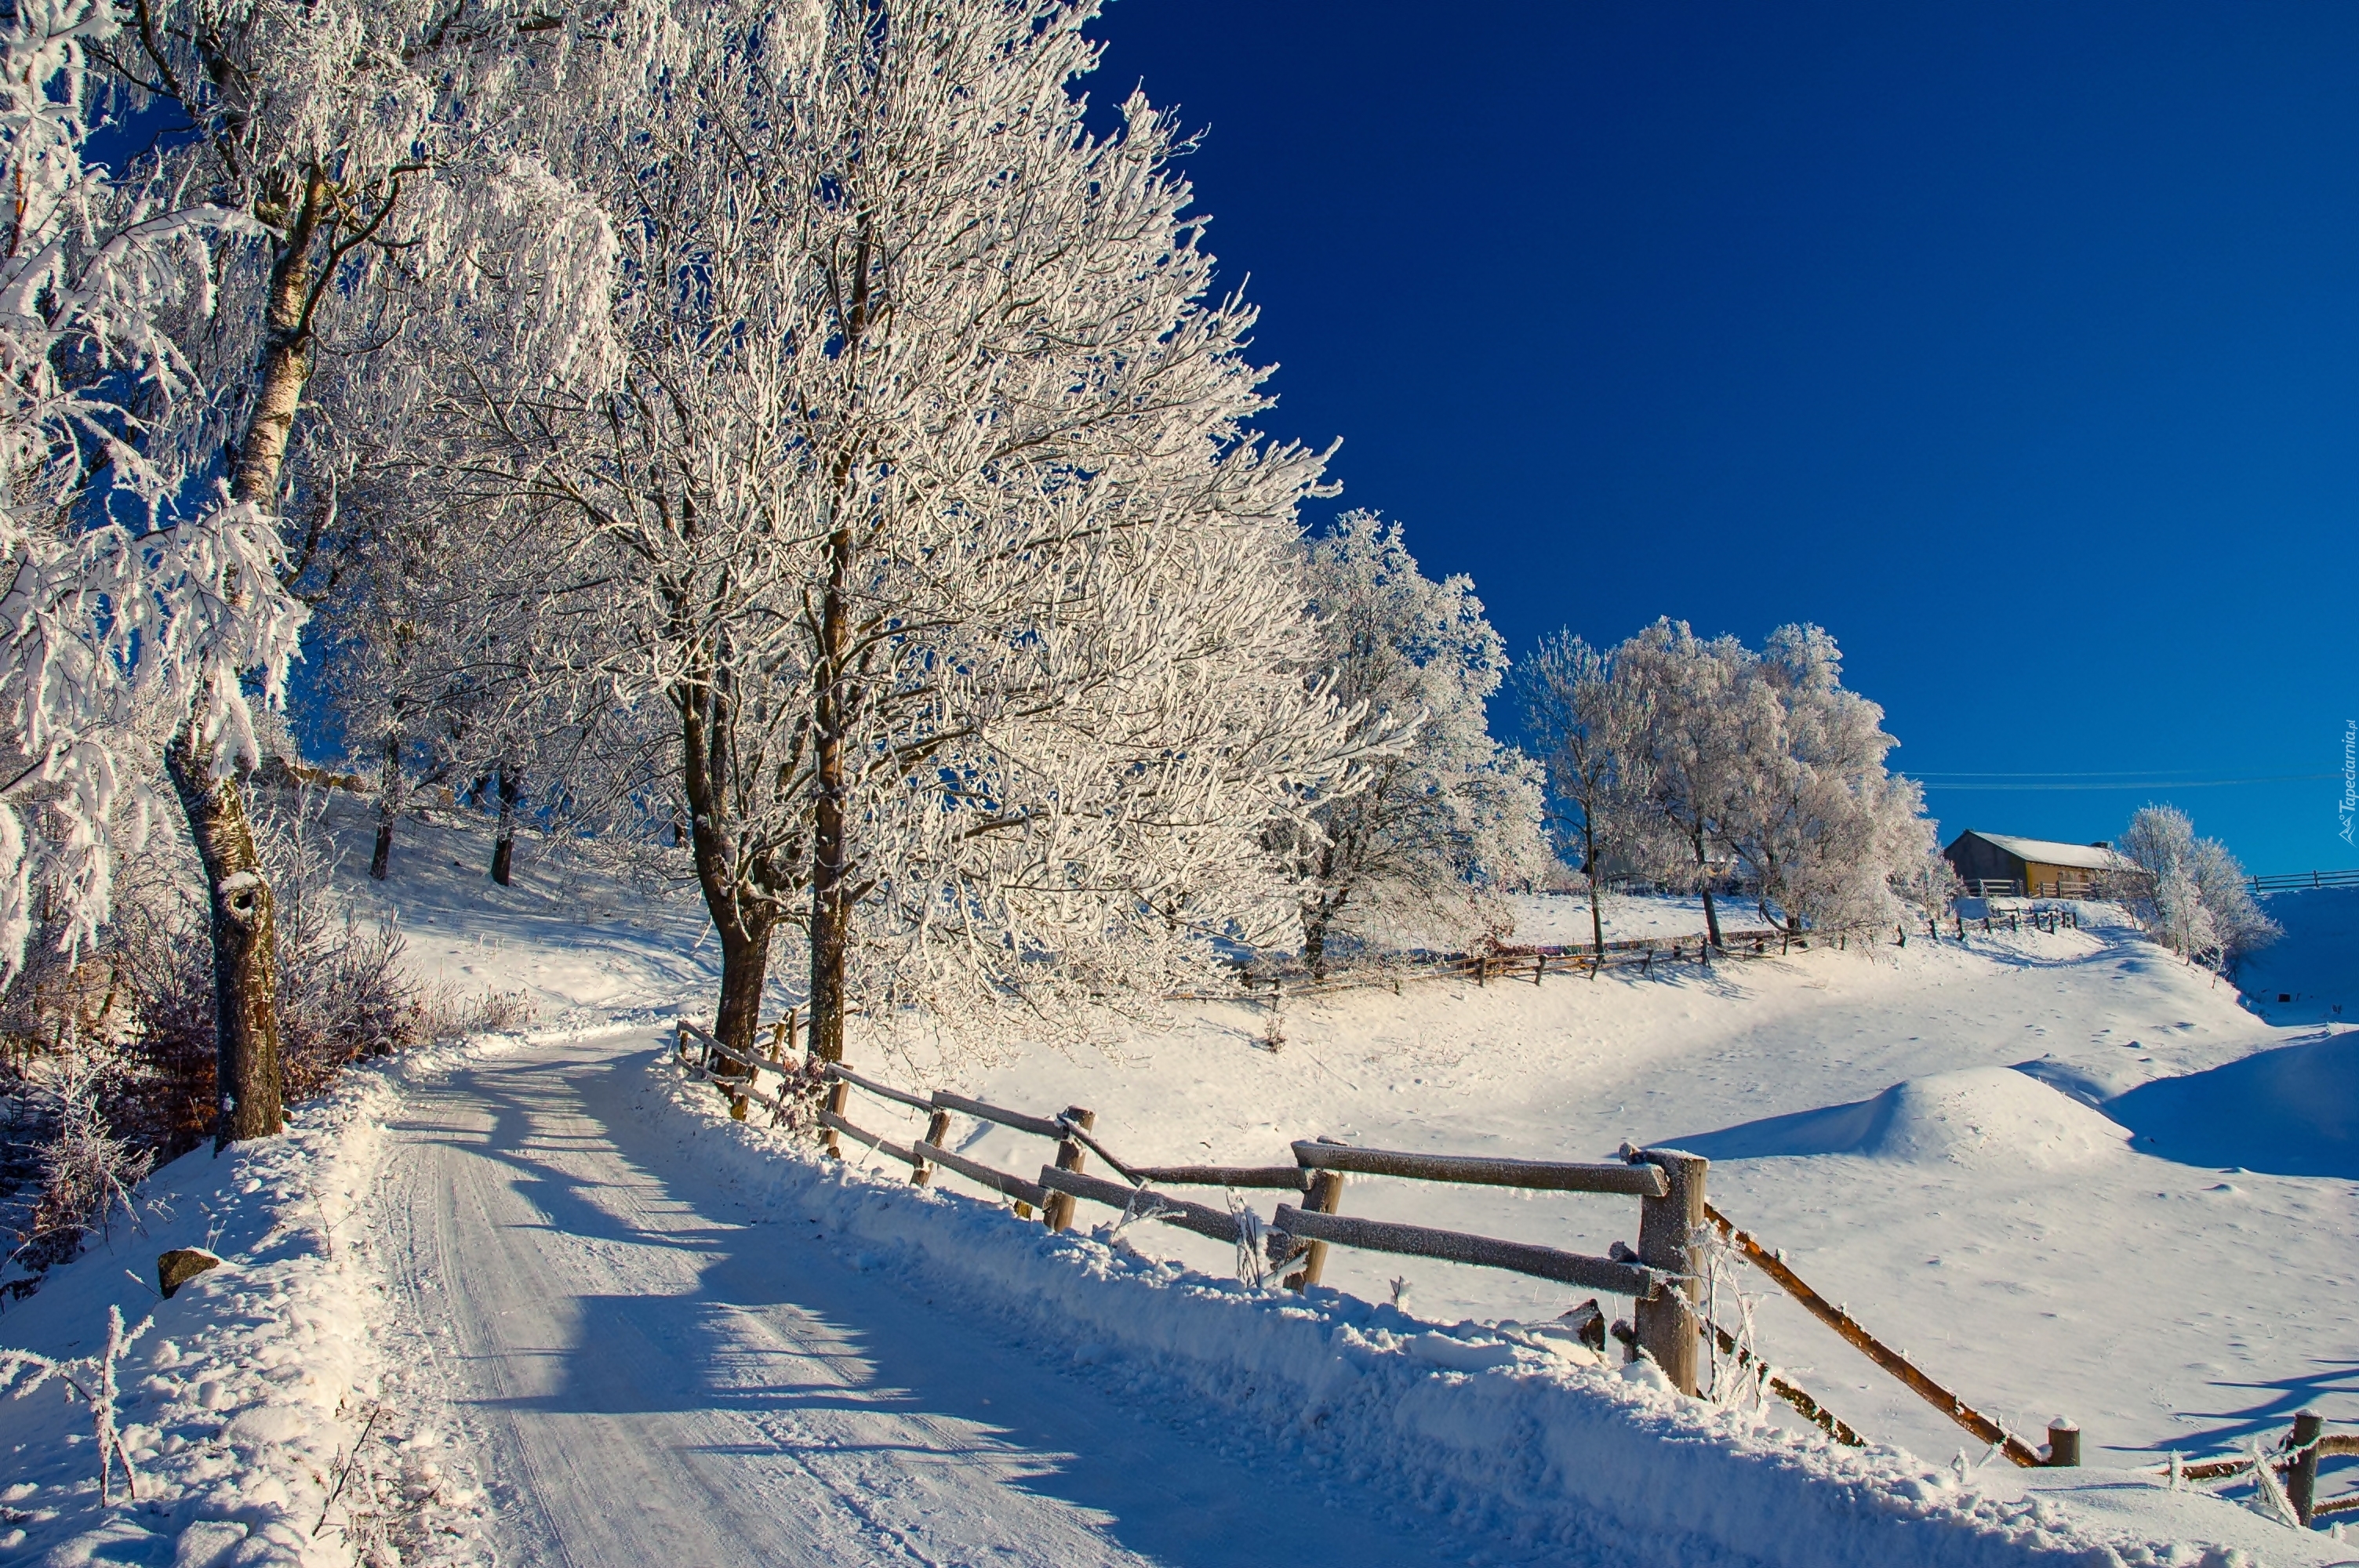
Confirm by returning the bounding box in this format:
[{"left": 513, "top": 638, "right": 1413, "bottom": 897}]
[{"left": 1086, "top": 1, "right": 2359, "bottom": 874}]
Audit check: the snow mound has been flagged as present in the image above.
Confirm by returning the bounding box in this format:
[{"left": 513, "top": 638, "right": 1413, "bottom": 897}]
[{"left": 1681, "top": 1068, "right": 2133, "bottom": 1171}]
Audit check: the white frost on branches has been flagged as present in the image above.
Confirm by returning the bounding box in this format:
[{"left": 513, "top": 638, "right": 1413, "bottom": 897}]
[
  {"left": 1278, "top": 510, "right": 1547, "bottom": 971},
  {"left": 0, "top": 0, "right": 299, "bottom": 978},
  {"left": 2118, "top": 803, "right": 2277, "bottom": 967},
  {"left": 1529, "top": 618, "right": 1939, "bottom": 944},
  {"left": 2, "top": 1304, "right": 153, "bottom": 1503},
  {"left": 469, "top": 0, "right": 1364, "bottom": 1055}
]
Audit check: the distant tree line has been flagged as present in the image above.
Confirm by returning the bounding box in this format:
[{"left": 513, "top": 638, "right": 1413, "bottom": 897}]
[{"left": 1518, "top": 620, "right": 1950, "bottom": 954}]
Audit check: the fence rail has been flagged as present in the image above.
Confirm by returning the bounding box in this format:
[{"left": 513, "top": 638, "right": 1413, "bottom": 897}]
[
  {"left": 672, "top": 1021, "right": 2109, "bottom": 1486},
  {"left": 2159, "top": 1411, "right": 2359, "bottom": 1526},
  {"left": 2251, "top": 868, "right": 2359, "bottom": 894},
  {"left": 1183, "top": 908, "right": 2077, "bottom": 1008}
]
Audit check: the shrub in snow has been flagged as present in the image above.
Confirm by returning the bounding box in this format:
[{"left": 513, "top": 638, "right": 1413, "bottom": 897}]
[
  {"left": 0, "top": 1303, "right": 150, "bottom": 1504},
  {"left": 2118, "top": 804, "right": 2277, "bottom": 968},
  {"left": 14, "top": 1048, "right": 151, "bottom": 1271}
]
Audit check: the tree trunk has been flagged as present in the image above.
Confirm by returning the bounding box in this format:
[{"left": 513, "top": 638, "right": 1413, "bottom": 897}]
[
  {"left": 807, "top": 520, "right": 856, "bottom": 1065},
  {"left": 1303, "top": 910, "right": 1328, "bottom": 980},
  {"left": 674, "top": 641, "right": 781, "bottom": 1059},
  {"left": 1694, "top": 827, "right": 1724, "bottom": 950},
  {"left": 1584, "top": 821, "right": 1605, "bottom": 973},
  {"left": 369, "top": 731, "right": 400, "bottom": 881},
  {"left": 162, "top": 169, "right": 325, "bottom": 1145},
  {"left": 165, "top": 723, "right": 283, "bottom": 1146},
  {"left": 490, "top": 762, "right": 518, "bottom": 886},
  {"left": 715, "top": 920, "right": 773, "bottom": 1055}
]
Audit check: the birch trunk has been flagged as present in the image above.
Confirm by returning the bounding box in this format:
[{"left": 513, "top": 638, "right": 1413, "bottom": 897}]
[
  {"left": 169, "top": 169, "right": 324, "bottom": 1143},
  {"left": 165, "top": 724, "right": 283, "bottom": 1144}
]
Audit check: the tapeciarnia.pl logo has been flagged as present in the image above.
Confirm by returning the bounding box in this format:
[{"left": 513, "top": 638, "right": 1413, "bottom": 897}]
[{"left": 2342, "top": 719, "right": 2356, "bottom": 846}]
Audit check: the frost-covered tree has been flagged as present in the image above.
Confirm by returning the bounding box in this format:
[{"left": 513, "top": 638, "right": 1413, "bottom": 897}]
[
  {"left": 1722, "top": 624, "right": 1933, "bottom": 935},
  {"left": 0, "top": 1, "right": 296, "bottom": 991},
  {"left": 88, "top": 0, "right": 634, "bottom": 1138},
  {"left": 476, "top": 0, "right": 1358, "bottom": 1058},
  {"left": 2118, "top": 804, "right": 2277, "bottom": 967},
  {"left": 1274, "top": 512, "right": 1545, "bottom": 975},
  {"left": 1516, "top": 630, "right": 1658, "bottom": 960},
  {"left": 1616, "top": 619, "right": 1767, "bottom": 950}
]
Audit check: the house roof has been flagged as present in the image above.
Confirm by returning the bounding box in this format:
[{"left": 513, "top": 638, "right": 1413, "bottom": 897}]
[{"left": 1950, "top": 831, "right": 2130, "bottom": 873}]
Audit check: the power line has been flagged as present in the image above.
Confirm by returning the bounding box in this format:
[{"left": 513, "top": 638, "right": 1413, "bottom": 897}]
[{"left": 1910, "top": 774, "right": 2333, "bottom": 792}]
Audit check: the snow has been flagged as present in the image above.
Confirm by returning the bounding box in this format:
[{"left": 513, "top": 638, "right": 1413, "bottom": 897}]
[
  {"left": 640, "top": 1044, "right": 2347, "bottom": 1567},
  {"left": 8, "top": 805, "right": 2359, "bottom": 1564},
  {"left": 1677, "top": 1067, "right": 2135, "bottom": 1170},
  {"left": 2236, "top": 886, "right": 2359, "bottom": 1027},
  {"left": 0, "top": 1029, "right": 531, "bottom": 1565}
]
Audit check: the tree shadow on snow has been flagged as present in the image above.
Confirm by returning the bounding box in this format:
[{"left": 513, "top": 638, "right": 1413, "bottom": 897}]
[
  {"left": 423, "top": 1041, "right": 1479, "bottom": 1568},
  {"left": 2161, "top": 1360, "right": 2359, "bottom": 1479}
]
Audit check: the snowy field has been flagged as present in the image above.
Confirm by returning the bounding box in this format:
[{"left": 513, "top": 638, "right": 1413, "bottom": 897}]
[{"left": 4, "top": 798, "right": 2356, "bottom": 1564}]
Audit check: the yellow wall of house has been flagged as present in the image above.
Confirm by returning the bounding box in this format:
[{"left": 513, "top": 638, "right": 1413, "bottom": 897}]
[{"left": 2020, "top": 860, "right": 2097, "bottom": 895}]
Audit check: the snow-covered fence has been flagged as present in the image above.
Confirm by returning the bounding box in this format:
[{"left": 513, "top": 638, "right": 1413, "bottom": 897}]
[
  {"left": 809, "top": 1054, "right": 1721, "bottom": 1393},
  {"left": 1265, "top": 1141, "right": 1708, "bottom": 1393},
  {"left": 2170, "top": 1410, "right": 2359, "bottom": 1526},
  {"left": 1199, "top": 906, "right": 2069, "bottom": 1008},
  {"left": 690, "top": 1033, "right": 2084, "bottom": 1471},
  {"left": 674, "top": 1015, "right": 808, "bottom": 1122},
  {"left": 1184, "top": 927, "right": 1844, "bottom": 1008}
]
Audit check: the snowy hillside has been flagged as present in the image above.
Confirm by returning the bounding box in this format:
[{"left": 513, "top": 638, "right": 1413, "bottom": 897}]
[{"left": 5, "top": 803, "right": 2356, "bottom": 1565}]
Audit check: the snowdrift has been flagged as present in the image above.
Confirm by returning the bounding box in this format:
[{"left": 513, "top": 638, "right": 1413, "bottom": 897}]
[
  {"left": 651, "top": 1053, "right": 2332, "bottom": 1568},
  {"left": 1677, "top": 1069, "right": 2133, "bottom": 1171},
  {"left": 2105, "top": 1032, "right": 2359, "bottom": 1179},
  {"left": 0, "top": 1037, "right": 524, "bottom": 1567}
]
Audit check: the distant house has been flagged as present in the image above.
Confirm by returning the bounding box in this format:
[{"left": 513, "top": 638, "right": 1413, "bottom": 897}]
[{"left": 1942, "top": 830, "right": 2133, "bottom": 898}]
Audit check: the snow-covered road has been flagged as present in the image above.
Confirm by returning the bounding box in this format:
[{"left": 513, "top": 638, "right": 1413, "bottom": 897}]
[{"left": 373, "top": 1027, "right": 1474, "bottom": 1568}]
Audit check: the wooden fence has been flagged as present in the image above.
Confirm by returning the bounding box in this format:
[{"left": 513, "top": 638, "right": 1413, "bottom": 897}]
[
  {"left": 2164, "top": 1410, "right": 2359, "bottom": 1526},
  {"left": 1184, "top": 907, "right": 2082, "bottom": 1010},
  {"left": 2251, "top": 868, "right": 2359, "bottom": 895},
  {"left": 1195, "top": 924, "right": 1879, "bottom": 1007},
  {"left": 671, "top": 1020, "right": 2107, "bottom": 1473}
]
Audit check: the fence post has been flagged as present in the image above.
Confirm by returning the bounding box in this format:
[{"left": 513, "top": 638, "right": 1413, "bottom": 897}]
[
  {"left": 823, "top": 1077, "right": 847, "bottom": 1159},
  {"left": 2045, "top": 1419, "right": 2080, "bottom": 1468},
  {"left": 1042, "top": 1106, "right": 1094, "bottom": 1232},
  {"left": 1632, "top": 1149, "right": 1707, "bottom": 1396},
  {"left": 1285, "top": 1163, "right": 1344, "bottom": 1292},
  {"left": 912, "top": 1109, "right": 951, "bottom": 1186},
  {"left": 675, "top": 1020, "right": 688, "bottom": 1061},
  {"left": 1535, "top": 953, "right": 1546, "bottom": 985},
  {"left": 787, "top": 1007, "right": 801, "bottom": 1058},
  {"left": 2289, "top": 1409, "right": 2323, "bottom": 1524}
]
